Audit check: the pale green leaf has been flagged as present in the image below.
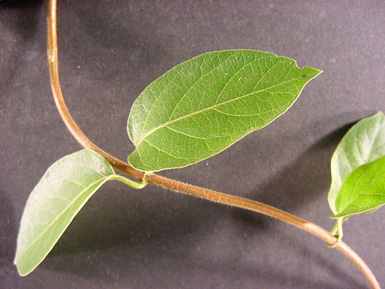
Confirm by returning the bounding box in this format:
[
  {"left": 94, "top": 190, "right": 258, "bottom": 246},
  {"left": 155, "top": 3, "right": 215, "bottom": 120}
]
[
  {"left": 127, "top": 50, "right": 321, "bottom": 172},
  {"left": 15, "top": 149, "right": 116, "bottom": 276},
  {"left": 328, "top": 112, "right": 385, "bottom": 214},
  {"left": 333, "top": 155, "right": 385, "bottom": 218}
]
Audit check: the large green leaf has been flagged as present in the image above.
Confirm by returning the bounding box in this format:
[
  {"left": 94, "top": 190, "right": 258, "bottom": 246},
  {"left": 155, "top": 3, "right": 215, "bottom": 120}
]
[
  {"left": 328, "top": 112, "right": 385, "bottom": 214},
  {"left": 333, "top": 155, "right": 385, "bottom": 218},
  {"left": 127, "top": 50, "right": 321, "bottom": 172},
  {"left": 15, "top": 150, "right": 117, "bottom": 276}
]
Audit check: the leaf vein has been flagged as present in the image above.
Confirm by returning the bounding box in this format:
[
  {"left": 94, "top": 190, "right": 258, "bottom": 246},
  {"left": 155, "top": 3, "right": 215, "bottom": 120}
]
[
  {"left": 143, "top": 140, "right": 190, "bottom": 160},
  {"left": 136, "top": 75, "right": 305, "bottom": 146},
  {"left": 17, "top": 176, "right": 112, "bottom": 261}
]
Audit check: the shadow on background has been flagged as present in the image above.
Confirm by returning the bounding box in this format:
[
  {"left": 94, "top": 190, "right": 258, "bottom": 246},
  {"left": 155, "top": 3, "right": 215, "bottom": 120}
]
[
  {"left": 47, "top": 187, "right": 211, "bottom": 256},
  {"left": 232, "top": 120, "right": 355, "bottom": 230},
  {"left": 27, "top": 119, "right": 367, "bottom": 287}
]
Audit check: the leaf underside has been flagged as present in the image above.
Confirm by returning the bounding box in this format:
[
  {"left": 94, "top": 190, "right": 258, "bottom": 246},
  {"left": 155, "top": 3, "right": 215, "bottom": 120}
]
[
  {"left": 127, "top": 50, "right": 321, "bottom": 172},
  {"left": 333, "top": 155, "right": 385, "bottom": 218},
  {"left": 328, "top": 112, "right": 385, "bottom": 214},
  {"left": 14, "top": 149, "right": 115, "bottom": 276}
]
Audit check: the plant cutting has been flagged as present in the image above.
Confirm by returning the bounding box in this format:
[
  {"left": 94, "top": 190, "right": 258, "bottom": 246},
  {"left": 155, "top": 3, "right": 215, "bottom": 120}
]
[{"left": 13, "top": 1, "right": 384, "bottom": 288}]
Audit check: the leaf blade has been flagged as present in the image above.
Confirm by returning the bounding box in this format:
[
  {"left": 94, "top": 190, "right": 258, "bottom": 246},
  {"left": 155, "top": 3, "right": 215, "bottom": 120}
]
[
  {"left": 333, "top": 155, "right": 385, "bottom": 218},
  {"left": 328, "top": 112, "right": 385, "bottom": 214},
  {"left": 127, "top": 50, "right": 321, "bottom": 172},
  {"left": 15, "top": 149, "right": 115, "bottom": 276}
]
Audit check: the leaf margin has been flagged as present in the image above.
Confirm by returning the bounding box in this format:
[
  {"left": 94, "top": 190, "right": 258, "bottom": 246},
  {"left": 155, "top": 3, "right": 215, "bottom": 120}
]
[
  {"left": 127, "top": 49, "right": 322, "bottom": 172},
  {"left": 14, "top": 149, "right": 116, "bottom": 276},
  {"left": 332, "top": 154, "right": 385, "bottom": 219},
  {"left": 328, "top": 111, "right": 385, "bottom": 214}
]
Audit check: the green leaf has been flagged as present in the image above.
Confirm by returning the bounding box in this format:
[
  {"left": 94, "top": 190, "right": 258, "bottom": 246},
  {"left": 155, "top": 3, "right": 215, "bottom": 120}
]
[
  {"left": 333, "top": 155, "right": 385, "bottom": 218},
  {"left": 328, "top": 112, "right": 385, "bottom": 214},
  {"left": 127, "top": 50, "right": 321, "bottom": 172},
  {"left": 15, "top": 149, "right": 116, "bottom": 276}
]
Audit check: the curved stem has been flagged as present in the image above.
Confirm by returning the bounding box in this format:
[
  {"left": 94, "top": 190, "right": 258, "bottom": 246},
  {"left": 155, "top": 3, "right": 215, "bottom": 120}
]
[
  {"left": 47, "top": 0, "right": 144, "bottom": 181},
  {"left": 145, "top": 173, "right": 379, "bottom": 288},
  {"left": 47, "top": 1, "right": 380, "bottom": 288}
]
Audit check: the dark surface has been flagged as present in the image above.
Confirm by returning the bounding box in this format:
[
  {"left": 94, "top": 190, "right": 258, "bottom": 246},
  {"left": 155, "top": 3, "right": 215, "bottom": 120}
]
[{"left": 1, "top": 1, "right": 385, "bottom": 288}]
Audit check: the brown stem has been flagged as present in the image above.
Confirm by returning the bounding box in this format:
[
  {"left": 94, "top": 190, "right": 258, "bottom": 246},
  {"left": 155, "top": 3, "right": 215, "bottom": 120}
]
[
  {"left": 146, "top": 173, "right": 379, "bottom": 289},
  {"left": 47, "top": 0, "right": 143, "bottom": 181},
  {"left": 47, "top": 1, "right": 380, "bottom": 288}
]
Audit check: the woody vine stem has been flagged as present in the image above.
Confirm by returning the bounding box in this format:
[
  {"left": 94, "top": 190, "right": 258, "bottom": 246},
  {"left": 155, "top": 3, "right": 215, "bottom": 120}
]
[{"left": 47, "top": 0, "right": 379, "bottom": 288}]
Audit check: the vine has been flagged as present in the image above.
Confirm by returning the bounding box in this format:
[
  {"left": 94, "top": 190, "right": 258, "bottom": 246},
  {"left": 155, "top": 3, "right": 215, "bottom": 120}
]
[{"left": 14, "top": 1, "right": 382, "bottom": 288}]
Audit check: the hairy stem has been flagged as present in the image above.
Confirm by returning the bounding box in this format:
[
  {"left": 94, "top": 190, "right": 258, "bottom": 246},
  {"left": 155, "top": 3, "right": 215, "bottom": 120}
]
[
  {"left": 47, "top": 1, "right": 380, "bottom": 288},
  {"left": 145, "top": 174, "right": 379, "bottom": 288},
  {"left": 47, "top": 0, "right": 143, "bottom": 181}
]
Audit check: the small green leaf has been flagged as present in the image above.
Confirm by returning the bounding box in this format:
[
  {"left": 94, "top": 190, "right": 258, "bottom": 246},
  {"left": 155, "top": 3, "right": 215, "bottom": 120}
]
[
  {"left": 328, "top": 112, "right": 385, "bottom": 214},
  {"left": 15, "top": 149, "right": 116, "bottom": 276},
  {"left": 333, "top": 155, "right": 385, "bottom": 218},
  {"left": 127, "top": 50, "right": 321, "bottom": 172}
]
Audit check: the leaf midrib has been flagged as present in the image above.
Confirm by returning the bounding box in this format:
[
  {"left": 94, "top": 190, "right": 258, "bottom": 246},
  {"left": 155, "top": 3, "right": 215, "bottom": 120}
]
[
  {"left": 337, "top": 165, "right": 385, "bottom": 215},
  {"left": 136, "top": 53, "right": 275, "bottom": 142},
  {"left": 134, "top": 75, "right": 305, "bottom": 147},
  {"left": 16, "top": 175, "right": 114, "bottom": 263}
]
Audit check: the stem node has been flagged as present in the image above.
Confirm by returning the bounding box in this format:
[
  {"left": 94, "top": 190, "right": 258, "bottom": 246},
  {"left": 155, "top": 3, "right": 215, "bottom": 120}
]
[{"left": 47, "top": 1, "right": 380, "bottom": 288}]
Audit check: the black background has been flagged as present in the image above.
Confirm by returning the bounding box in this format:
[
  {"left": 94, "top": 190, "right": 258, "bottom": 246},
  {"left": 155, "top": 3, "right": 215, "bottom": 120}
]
[{"left": 1, "top": 1, "right": 385, "bottom": 288}]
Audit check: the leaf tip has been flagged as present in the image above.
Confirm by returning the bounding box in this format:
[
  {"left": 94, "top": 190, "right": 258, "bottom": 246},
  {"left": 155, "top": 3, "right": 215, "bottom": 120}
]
[
  {"left": 375, "top": 111, "right": 384, "bottom": 117},
  {"left": 14, "top": 245, "right": 41, "bottom": 276},
  {"left": 303, "top": 66, "right": 323, "bottom": 78},
  {"left": 14, "top": 259, "right": 31, "bottom": 277},
  {"left": 16, "top": 267, "right": 29, "bottom": 277}
]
